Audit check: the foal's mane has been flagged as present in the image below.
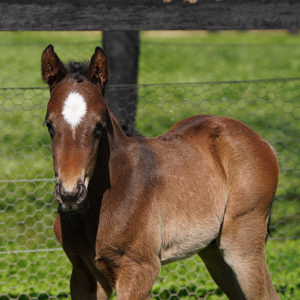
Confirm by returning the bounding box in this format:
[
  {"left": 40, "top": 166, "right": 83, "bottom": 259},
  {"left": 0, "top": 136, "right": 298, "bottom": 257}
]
[{"left": 66, "top": 61, "right": 89, "bottom": 82}]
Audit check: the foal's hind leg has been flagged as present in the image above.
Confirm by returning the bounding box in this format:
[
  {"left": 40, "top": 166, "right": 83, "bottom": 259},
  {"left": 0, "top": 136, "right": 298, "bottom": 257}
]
[
  {"left": 199, "top": 241, "right": 246, "bottom": 300},
  {"left": 217, "top": 204, "right": 280, "bottom": 300}
]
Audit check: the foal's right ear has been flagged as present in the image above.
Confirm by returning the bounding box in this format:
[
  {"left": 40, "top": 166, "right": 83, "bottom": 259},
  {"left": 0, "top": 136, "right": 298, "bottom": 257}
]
[{"left": 41, "top": 45, "right": 67, "bottom": 90}]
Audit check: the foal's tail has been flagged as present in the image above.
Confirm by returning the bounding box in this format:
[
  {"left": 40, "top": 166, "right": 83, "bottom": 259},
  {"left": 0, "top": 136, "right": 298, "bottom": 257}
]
[
  {"left": 265, "top": 190, "right": 277, "bottom": 242},
  {"left": 265, "top": 140, "right": 279, "bottom": 243},
  {"left": 266, "top": 208, "right": 272, "bottom": 242}
]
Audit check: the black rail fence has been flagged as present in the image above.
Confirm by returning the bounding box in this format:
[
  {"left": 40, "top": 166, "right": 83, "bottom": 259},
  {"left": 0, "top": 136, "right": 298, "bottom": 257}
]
[{"left": 0, "top": 78, "right": 299, "bottom": 299}]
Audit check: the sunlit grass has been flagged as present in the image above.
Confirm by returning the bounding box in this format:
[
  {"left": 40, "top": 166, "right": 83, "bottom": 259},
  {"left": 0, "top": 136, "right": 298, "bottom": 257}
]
[{"left": 0, "top": 31, "right": 299, "bottom": 299}]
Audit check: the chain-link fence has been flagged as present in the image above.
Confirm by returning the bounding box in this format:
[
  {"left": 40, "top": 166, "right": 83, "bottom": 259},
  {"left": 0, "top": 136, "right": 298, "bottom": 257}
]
[{"left": 1, "top": 78, "right": 299, "bottom": 299}]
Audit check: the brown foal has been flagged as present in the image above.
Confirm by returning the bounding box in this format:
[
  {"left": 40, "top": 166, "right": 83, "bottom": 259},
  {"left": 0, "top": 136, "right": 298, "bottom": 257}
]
[{"left": 42, "top": 45, "right": 280, "bottom": 300}]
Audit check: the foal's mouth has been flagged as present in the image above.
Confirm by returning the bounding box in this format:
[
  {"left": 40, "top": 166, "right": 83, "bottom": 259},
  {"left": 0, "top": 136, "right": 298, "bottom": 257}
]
[
  {"left": 58, "top": 202, "right": 86, "bottom": 213},
  {"left": 55, "top": 182, "right": 87, "bottom": 212},
  {"left": 57, "top": 198, "right": 86, "bottom": 213}
]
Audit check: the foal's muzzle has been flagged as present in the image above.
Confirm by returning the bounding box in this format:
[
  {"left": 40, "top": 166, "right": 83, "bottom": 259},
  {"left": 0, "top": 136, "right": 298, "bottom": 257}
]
[{"left": 55, "top": 182, "right": 87, "bottom": 212}]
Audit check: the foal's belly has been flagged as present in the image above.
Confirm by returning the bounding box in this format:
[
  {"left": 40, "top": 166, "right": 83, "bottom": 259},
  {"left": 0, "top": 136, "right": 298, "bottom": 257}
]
[{"left": 160, "top": 218, "right": 221, "bottom": 265}]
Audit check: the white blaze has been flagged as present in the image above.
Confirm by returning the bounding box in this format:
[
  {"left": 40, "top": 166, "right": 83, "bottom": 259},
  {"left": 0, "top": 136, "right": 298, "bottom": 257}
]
[{"left": 62, "top": 92, "right": 87, "bottom": 131}]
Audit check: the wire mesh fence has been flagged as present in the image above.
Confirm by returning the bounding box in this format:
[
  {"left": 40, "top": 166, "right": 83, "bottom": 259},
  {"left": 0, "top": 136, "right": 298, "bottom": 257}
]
[{"left": 0, "top": 78, "right": 299, "bottom": 299}]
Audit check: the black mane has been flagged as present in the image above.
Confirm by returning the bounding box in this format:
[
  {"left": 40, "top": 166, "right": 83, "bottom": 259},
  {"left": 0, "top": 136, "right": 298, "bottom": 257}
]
[{"left": 66, "top": 61, "right": 89, "bottom": 82}]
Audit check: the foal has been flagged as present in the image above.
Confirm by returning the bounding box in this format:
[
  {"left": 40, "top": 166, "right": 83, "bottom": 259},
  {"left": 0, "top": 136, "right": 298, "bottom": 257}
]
[{"left": 42, "top": 45, "right": 280, "bottom": 300}]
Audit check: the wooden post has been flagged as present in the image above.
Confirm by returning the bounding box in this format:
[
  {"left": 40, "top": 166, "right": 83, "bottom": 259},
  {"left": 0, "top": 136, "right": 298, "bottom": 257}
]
[{"left": 103, "top": 31, "right": 140, "bottom": 136}]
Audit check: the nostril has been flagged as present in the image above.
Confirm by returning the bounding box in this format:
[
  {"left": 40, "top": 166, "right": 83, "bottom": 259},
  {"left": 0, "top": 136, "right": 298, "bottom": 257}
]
[
  {"left": 54, "top": 183, "right": 63, "bottom": 203},
  {"left": 78, "top": 185, "right": 83, "bottom": 199},
  {"left": 77, "top": 183, "right": 87, "bottom": 203}
]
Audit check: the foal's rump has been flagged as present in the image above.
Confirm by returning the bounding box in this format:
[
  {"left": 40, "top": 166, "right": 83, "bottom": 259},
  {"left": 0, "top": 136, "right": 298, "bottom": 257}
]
[
  {"left": 162, "top": 114, "right": 279, "bottom": 195},
  {"left": 200, "top": 115, "right": 280, "bottom": 216}
]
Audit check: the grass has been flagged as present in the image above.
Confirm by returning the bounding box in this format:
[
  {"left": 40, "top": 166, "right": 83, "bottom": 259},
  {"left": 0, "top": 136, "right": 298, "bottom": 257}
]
[
  {"left": 0, "top": 240, "right": 299, "bottom": 299},
  {"left": 0, "top": 32, "right": 101, "bottom": 87},
  {"left": 139, "top": 30, "right": 300, "bottom": 83},
  {"left": 1, "top": 30, "right": 300, "bottom": 87},
  {"left": 0, "top": 31, "right": 299, "bottom": 299}
]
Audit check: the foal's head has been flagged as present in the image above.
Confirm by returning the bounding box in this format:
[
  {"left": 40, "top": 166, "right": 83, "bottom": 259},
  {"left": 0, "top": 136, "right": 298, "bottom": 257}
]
[{"left": 42, "top": 45, "right": 110, "bottom": 211}]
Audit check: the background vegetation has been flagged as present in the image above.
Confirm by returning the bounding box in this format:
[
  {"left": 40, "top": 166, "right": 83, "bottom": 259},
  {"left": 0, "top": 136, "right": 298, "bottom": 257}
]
[{"left": 0, "top": 31, "right": 299, "bottom": 299}]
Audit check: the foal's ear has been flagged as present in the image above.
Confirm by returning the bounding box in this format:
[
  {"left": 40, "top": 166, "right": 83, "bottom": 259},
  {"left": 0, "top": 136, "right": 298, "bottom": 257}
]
[
  {"left": 41, "top": 45, "right": 67, "bottom": 90},
  {"left": 89, "top": 47, "right": 109, "bottom": 94}
]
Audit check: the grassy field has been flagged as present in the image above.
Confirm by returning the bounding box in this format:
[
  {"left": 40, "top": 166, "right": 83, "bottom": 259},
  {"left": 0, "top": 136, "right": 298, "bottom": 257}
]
[
  {"left": 0, "top": 239, "right": 299, "bottom": 300},
  {"left": 1, "top": 30, "right": 300, "bottom": 87},
  {"left": 0, "top": 31, "right": 299, "bottom": 299}
]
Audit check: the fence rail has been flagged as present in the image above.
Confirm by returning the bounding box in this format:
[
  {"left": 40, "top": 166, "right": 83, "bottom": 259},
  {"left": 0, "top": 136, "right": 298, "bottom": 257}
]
[
  {"left": 1, "top": 1, "right": 300, "bottom": 31},
  {"left": 1, "top": 79, "right": 299, "bottom": 299}
]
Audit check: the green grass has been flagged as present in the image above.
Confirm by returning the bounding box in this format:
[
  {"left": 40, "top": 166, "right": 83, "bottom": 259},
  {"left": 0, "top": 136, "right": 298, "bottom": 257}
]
[
  {"left": 1, "top": 31, "right": 300, "bottom": 87},
  {"left": 0, "top": 31, "right": 299, "bottom": 299},
  {"left": 139, "top": 30, "right": 300, "bottom": 83},
  {"left": 0, "top": 240, "right": 299, "bottom": 299},
  {"left": 0, "top": 32, "right": 101, "bottom": 87}
]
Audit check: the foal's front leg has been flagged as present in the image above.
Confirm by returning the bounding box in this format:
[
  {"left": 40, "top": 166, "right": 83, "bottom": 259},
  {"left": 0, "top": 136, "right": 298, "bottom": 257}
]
[
  {"left": 70, "top": 266, "right": 98, "bottom": 300},
  {"left": 70, "top": 267, "right": 112, "bottom": 300},
  {"left": 68, "top": 254, "right": 112, "bottom": 300},
  {"left": 115, "top": 256, "right": 161, "bottom": 300}
]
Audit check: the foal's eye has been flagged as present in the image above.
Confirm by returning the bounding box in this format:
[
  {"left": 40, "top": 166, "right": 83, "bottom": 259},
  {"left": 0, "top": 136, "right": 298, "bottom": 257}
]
[
  {"left": 94, "top": 121, "right": 106, "bottom": 137},
  {"left": 44, "top": 120, "right": 55, "bottom": 137}
]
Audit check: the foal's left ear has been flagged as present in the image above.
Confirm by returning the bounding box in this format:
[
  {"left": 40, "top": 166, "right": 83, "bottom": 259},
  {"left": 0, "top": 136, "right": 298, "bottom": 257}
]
[
  {"left": 89, "top": 47, "right": 109, "bottom": 94},
  {"left": 41, "top": 45, "right": 67, "bottom": 90}
]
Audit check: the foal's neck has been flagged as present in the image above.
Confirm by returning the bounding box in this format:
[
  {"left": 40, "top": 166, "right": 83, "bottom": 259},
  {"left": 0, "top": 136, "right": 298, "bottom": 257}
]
[
  {"left": 107, "top": 111, "right": 131, "bottom": 149},
  {"left": 86, "top": 111, "right": 131, "bottom": 207}
]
